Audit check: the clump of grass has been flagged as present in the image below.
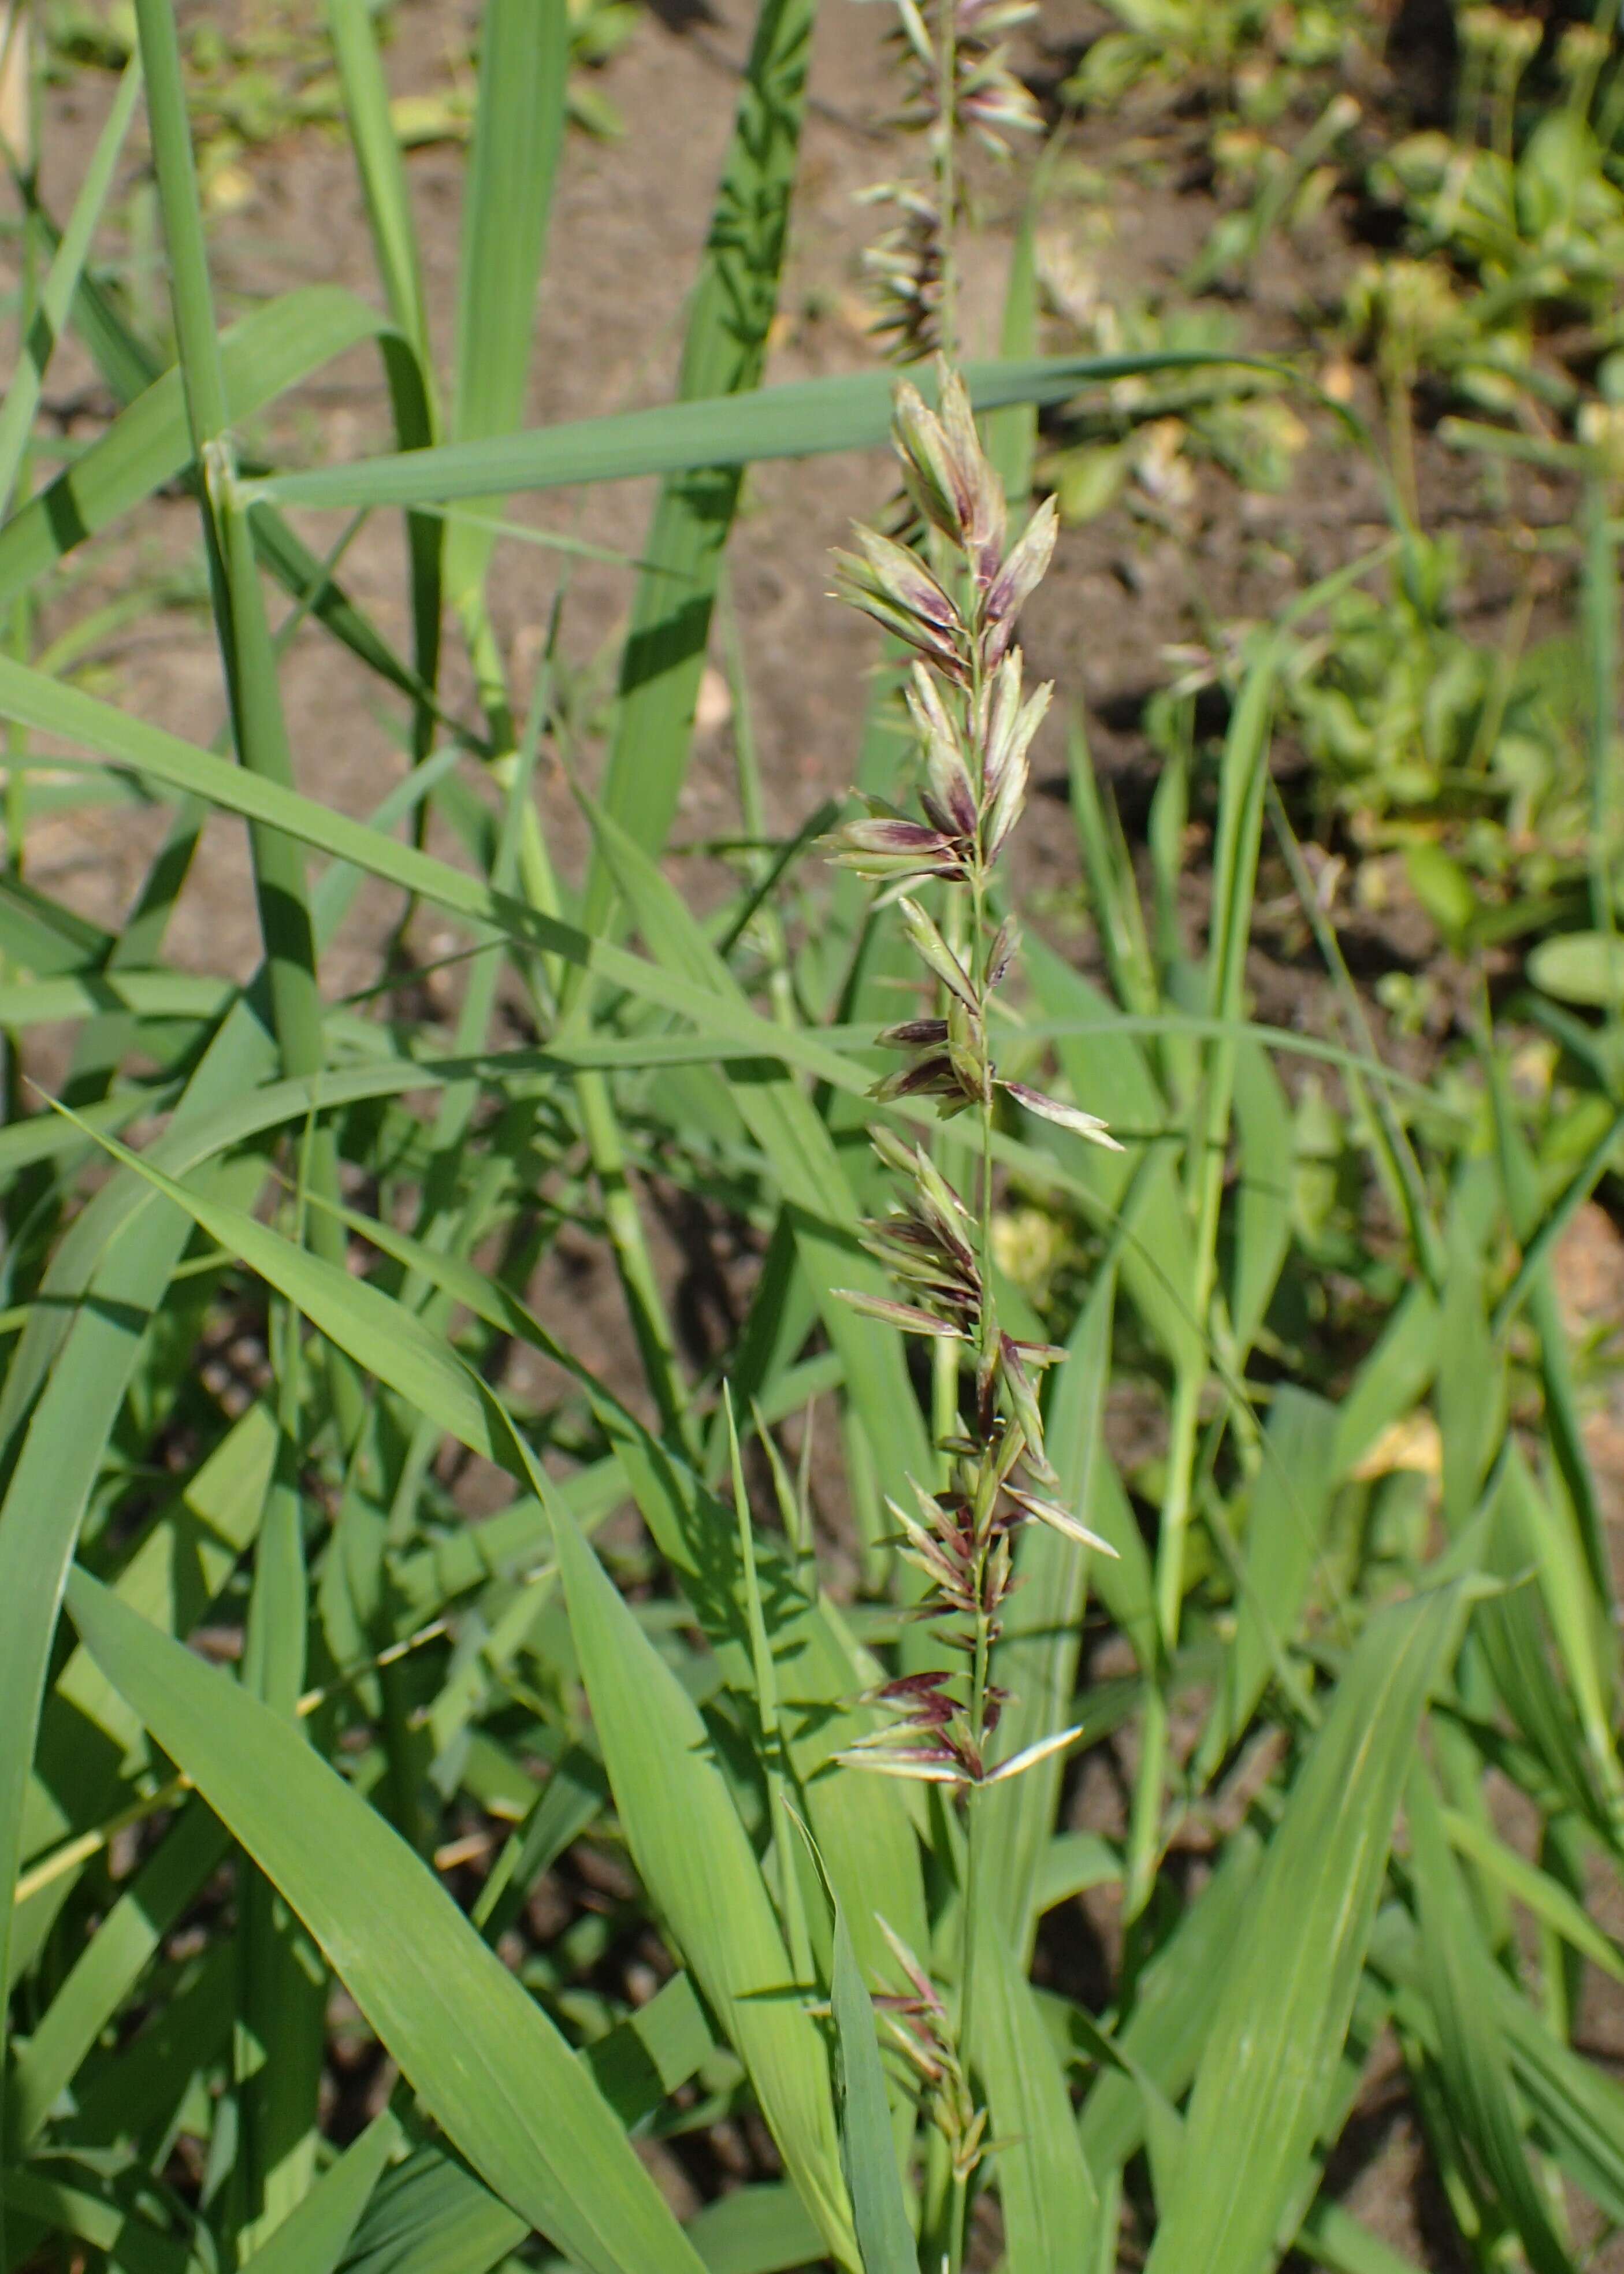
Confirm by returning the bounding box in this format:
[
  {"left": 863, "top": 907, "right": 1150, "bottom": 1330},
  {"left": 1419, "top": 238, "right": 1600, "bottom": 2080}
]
[{"left": 0, "top": 6, "right": 1622, "bottom": 2274}]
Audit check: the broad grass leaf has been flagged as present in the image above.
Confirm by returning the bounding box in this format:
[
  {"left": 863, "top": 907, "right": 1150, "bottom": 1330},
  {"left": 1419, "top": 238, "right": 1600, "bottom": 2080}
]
[
  {"left": 1485, "top": 1046, "right": 1611, "bottom": 1614},
  {"left": 537, "top": 1474, "right": 857, "bottom": 2269},
  {"left": 1476, "top": 1451, "right": 1612, "bottom": 1840},
  {"left": 683, "top": 2186, "right": 824, "bottom": 2274},
  {"left": 1437, "top": 1191, "right": 1503, "bottom": 1535},
  {"left": 1141, "top": 1581, "right": 1463, "bottom": 2274},
  {"left": 0, "top": 656, "right": 1154, "bottom": 1262},
  {"left": 307, "top": 1184, "right": 928, "bottom": 1996},
  {"left": 831, "top": 1904, "right": 914, "bottom": 2274},
  {"left": 0, "top": 2162, "right": 205, "bottom": 2274},
  {"left": 233, "top": 1478, "right": 326, "bottom": 2249},
  {"left": 1209, "top": 1387, "right": 1339, "bottom": 1759},
  {"left": 1493, "top": 1454, "right": 1618, "bottom": 1811},
  {"left": 0, "top": 965, "right": 229, "bottom": 1028},
  {"left": 339, "top": 2154, "right": 823, "bottom": 2274},
  {"left": 240, "top": 2112, "right": 401, "bottom": 2274},
  {"left": 23, "top": 1399, "right": 274, "bottom": 1863},
  {"left": 11, "top": 1798, "right": 229, "bottom": 2143},
  {"left": 445, "top": 0, "right": 566, "bottom": 610},
  {"left": 0, "top": 1150, "right": 258, "bottom": 2043},
  {"left": 1441, "top": 1808, "right": 1624, "bottom": 1986},
  {"left": 326, "top": 0, "right": 430, "bottom": 366},
  {"left": 583, "top": 1973, "right": 714, "bottom": 2128},
  {"left": 1372, "top": 1899, "right": 1624, "bottom": 2231},
  {"left": 62, "top": 1569, "right": 709, "bottom": 2274},
  {"left": 255, "top": 351, "right": 1265, "bottom": 512},
  {"left": 1407, "top": 1770, "right": 1575, "bottom": 2274},
  {"left": 1328, "top": 1283, "right": 1439, "bottom": 1481},
  {"left": 973, "top": 1930, "right": 1099, "bottom": 2273},
  {"left": 58, "top": 1936, "right": 235, "bottom": 2164},
  {"left": 1296, "top": 2197, "right": 1429, "bottom": 2274},
  {"left": 1493, "top": 1958, "right": 1624, "bottom": 2226},
  {"left": 0, "top": 288, "right": 417, "bottom": 606},
  {"left": 1228, "top": 1039, "right": 1293, "bottom": 1360},
  {"left": 336, "top": 2142, "right": 524, "bottom": 2274},
  {"left": 0, "top": 649, "right": 873, "bottom": 1095}
]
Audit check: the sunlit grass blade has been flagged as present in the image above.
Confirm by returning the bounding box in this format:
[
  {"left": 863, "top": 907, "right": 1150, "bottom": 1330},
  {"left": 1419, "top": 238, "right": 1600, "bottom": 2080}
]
[
  {"left": 1228, "top": 1038, "right": 1292, "bottom": 1360},
  {"left": 231, "top": 1312, "right": 325, "bottom": 2251},
  {"left": 254, "top": 350, "right": 1274, "bottom": 512},
  {"left": 133, "top": 0, "right": 363, "bottom": 1465},
  {"left": 1202, "top": 1387, "right": 1337, "bottom": 1768},
  {"left": 578, "top": 0, "right": 813, "bottom": 938},
  {"left": 445, "top": 0, "right": 565, "bottom": 621},
  {"left": 327, "top": 0, "right": 431, "bottom": 374},
  {"left": 0, "top": 55, "right": 142, "bottom": 515},
  {"left": 304, "top": 1175, "right": 928, "bottom": 2009},
  {"left": 63, "top": 1568, "right": 711, "bottom": 2274},
  {"left": 336, "top": 2139, "right": 526, "bottom": 2274},
  {"left": 0, "top": 288, "right": 416, "bottom": 610},
  {"left": 831, "top": 1903, "right": 915, "bottom": 2274},
  {"left": 1485, "top": 1042, "right": 1613, "bottom": 1622},
  {"left": 41, "top": 1078, "right": 928, "bottom": 2030},
  {"left": 9, "top": 1797, "right": 228, "bottom": 2144},
  {"left": 1141, "top": 1580, "right": 1465, "bottom": 2274},
  {"left": 973, "top": 1930, "right": 1100, "bottom": 2273},
  {"left": 0, "top": 750, "right": 460, "bottom": 2042},
  {"left": 1079, "top": 1847, "right": 1268, "bottom": 2172},
  {"left": 560, "top": 0, "right": 815, "bottom": 1440},
  {"left": 536, "top": 1470, "right": 857, "bottom": 2268},
  {"left": 1407, "top": 1766, "right": 1575, "bottom": 2271},
  {"left": 239, "top": 2111, "right": 401, "bottom": 2274},
  {"left": 1, "top": 2162, "right": 207, "bottom": 2274}
]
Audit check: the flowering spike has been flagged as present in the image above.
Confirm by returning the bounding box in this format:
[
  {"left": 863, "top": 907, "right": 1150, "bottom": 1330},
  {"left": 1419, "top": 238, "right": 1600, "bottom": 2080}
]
[{"left": 827, "top": 329, "right": 1115, "bottom": 2084}]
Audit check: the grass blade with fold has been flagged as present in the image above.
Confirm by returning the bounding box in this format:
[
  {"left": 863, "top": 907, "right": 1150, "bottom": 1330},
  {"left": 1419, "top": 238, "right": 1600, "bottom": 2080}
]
[{"left": 63, "top": 1569, "right": 712, "bottom": 2274}]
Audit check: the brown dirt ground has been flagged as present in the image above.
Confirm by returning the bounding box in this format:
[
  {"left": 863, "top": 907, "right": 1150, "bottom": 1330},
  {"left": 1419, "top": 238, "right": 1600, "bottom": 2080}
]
[{"left": 13, "top": 1, "right": 1624, "bottom": 2265}]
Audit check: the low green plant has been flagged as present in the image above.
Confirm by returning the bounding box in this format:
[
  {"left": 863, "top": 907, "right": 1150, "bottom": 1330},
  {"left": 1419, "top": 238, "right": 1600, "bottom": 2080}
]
[
  {"left": 42, "top": 0, "right": 639, "bottom": 206},
  {"left": 1357, "top": 18, "right": 1624, "bottom": 437},
  {"left": 1035, "top": 295, "right": 1309, "bottom": 523},
  {"left": 1061, "top": 0, "right": 1361, "bottom": 117},
  {"left": 1271, "top": 532, "right": 1590, "bottom": 878}
]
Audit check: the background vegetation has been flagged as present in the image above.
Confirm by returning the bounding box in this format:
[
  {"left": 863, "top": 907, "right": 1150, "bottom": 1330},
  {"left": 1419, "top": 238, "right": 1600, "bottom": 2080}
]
[{"left": 2, "top": 1, "right": 1623, "bottom": 2271}]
